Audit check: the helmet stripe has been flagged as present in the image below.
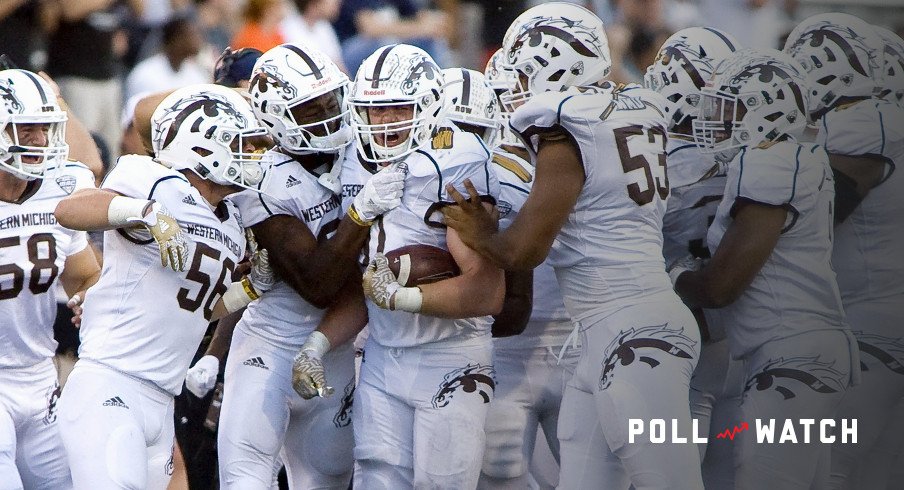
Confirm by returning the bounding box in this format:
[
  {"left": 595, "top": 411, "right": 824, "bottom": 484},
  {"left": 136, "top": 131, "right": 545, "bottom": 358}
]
[
  {"left": 702, "top": 28, "right": 736, "bottom": 51},
  {"left": 371, "top": 44, "right": 398, "bottom": 89},
  {"left": 20, "top": 70, "right": 48, "bottom": 105},
  {"left": 461, "top": 69, "right": 472, "bottom": 107},
  {"left": 280, "top": 44, "right": 324, "bottom": 80}
]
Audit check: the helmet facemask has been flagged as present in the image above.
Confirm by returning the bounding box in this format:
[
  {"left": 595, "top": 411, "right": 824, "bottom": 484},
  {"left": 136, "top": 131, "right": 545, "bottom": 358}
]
[
  {"left": 282, "top": 87, "right": 353, "bottom": 153},
  {"left": 353, "top": 100, "right": 431, "bottom": 164},
  {"left": 693, "top": 89, "right": 750, "bottom": 164},
  {"left": 0, "top": 115, "right": 68, "bottom": 180}
]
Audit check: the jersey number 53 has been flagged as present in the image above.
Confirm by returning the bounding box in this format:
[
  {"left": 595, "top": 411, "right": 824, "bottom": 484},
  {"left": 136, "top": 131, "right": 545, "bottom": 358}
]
[{"left": 614, "top": 125, "right": 669, "bottom": 206}]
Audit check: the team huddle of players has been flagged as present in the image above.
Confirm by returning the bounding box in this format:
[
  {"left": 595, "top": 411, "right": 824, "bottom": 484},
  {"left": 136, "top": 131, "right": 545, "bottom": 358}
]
[{"left": 2, "top": 2, "right": 902, "bottom": 489}]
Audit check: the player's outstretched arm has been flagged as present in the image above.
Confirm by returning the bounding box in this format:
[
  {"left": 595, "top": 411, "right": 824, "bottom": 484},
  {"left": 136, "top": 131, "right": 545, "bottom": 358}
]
[
  {"left": 674, "top": 202, "right": 786, "bottom": 309},
  {"left": 56, "top": 188, "right": 190, "bottom": 271},
  {"left": 491, "top": 270, "right": 533, "bottom": 337},
  {"left": 829, "top": 153, "right": 887, "bottom": 224},
  {"left": 444, "top": 133, "right": 583, "bottom": 271}
]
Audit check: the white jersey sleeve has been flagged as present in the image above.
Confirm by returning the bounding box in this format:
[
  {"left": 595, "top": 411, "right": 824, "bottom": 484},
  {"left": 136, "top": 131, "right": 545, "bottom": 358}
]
[
  {"left": 0, "top": 161, "right": 97, "bottom": 368},
  {"left": 365, "top": 125, "right": 499, "bottom": 348},
  {"left": 817, "top": 98, "right": 904, "bottom": 304},
  {"left": 79, "top": 155, "right": 247, "bottom": 394},
  {"left": 706, "top": 142, "right": 846, "bottom": 358},
  {"left": 229, "top": 150, "right": 345, "bottom": 346},
  {"left": 510, "top": 84, "right": 675, "bottom": 324}
]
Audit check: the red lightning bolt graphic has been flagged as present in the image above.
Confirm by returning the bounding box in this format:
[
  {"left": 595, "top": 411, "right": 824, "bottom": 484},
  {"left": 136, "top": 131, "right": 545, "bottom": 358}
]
[{"left": 715, "top": 422, "right": 749, "bottom": 440}]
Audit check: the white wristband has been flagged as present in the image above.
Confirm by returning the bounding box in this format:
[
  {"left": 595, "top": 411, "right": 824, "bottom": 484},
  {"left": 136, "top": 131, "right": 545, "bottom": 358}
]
[
  {"left": 301, "top": 331, "right": 331, "bottom": 360},
  {"left": 108, "top": 196, "right": 153, "bottom": 227},
  {"left": 392, "top": 286, "right": 423, "bottom": 313},
  {"left": 221, "top": 280, "right": 255, "bottom": 314}
]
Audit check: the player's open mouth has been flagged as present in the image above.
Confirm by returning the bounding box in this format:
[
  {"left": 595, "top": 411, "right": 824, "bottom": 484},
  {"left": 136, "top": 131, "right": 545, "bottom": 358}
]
[
  {"left": 378, "top": 131, "right": 405, "bottom": 147},
  {"left": 20, "top": 155, "right": 43, "bottom": 164}
]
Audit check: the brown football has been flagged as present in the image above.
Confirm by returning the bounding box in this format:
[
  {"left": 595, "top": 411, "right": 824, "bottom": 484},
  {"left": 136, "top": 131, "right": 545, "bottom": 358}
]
[{"left": 386, "top": 244, "right": 460, "bottom": 287}]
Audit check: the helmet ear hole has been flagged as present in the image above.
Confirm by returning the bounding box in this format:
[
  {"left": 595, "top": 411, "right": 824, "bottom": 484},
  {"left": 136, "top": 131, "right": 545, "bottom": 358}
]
[{"left": 193, "top": 146, "right": 213, "bottom": 157}]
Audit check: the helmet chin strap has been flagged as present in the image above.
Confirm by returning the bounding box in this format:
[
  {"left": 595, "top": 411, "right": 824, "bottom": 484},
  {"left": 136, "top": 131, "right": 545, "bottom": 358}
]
[{"left": 316, "top": 145, "right": 344, "bottom": 194}]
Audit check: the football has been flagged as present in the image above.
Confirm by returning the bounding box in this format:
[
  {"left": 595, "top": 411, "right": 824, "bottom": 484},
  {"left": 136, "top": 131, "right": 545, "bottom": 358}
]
[{"left": 386, "top": 244, "right": 461, "bottom": 287}]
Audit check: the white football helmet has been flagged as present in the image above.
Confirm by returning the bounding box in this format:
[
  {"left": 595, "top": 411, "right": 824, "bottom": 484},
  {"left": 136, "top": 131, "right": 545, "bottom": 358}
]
[
  {"left": 644, "top": 27, "right": 739, "bottom": 135},
  {"left": 152, "top": 84, "right": 269, "bottom": 190},
  {"left": 783, "top": 13, "right": 882, "bottom": 118},
  {"left": 484, "top": 49, "right": 522, "bottom": 147},
  {"left": 694, "top": 48, "right": 810, "bottom": 164},
  {"left": 349, "top": 44, "right": 447, "bottom": 165},
  {"left": 442, "top": 68, "right": 500, "bottom": 148},
  {"left": 0, "top": 69, "right": 68, "bottom": 180},
  {"left": 873, "top": 25, "right": 904, "bottom": 102},
  {"left": 500, "top": 2, "right": 610, "bottom": 108},
  {"left": 249, "top": 43, "right": 352, "bottom": 154}
]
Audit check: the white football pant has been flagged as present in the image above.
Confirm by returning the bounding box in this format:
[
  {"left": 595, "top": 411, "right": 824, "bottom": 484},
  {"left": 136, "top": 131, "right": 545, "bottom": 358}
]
[
  {"left": 478, "top": 321, "right": 578, "bottom": 489},
  {"left": 735, "top": 329, "right": 855, "bottom": 489},
  {"left": 0, "top": 359, "right": 70, "bottom": 490},
  {"left": 557, "top": 298, "right": 703, "bottom": 490},
  {"left": 58, "top": 361, "right": 174, "bottom": 490},
  {"left": 828, "top": 295, "right": 904, "bottom": 489},
  {"left": 218, "top": 327, "right": 356, "bottom": 489},
  {"left": 353, "top": 336, "right": 494, "bottom": 489},
  {"left": 689, "top": 337, "right": 744, "bottom": 489}
]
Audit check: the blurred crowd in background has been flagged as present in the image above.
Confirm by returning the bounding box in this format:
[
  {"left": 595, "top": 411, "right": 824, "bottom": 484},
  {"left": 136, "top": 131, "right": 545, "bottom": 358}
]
[{"left": 3, "top": 0, "right": 902, "bottom": 177}]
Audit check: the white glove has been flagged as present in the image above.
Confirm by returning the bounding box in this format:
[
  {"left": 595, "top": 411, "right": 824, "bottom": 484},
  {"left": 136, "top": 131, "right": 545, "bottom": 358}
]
[
  {"left": 185, "top": 355, "right": 219, "bottom": 398},
  {"left": 350, "top": 164, "right": 406, "bottom": 224},
  {"left": 248, "top": 248, "right": 275, "bottom": 294},
  {"left": 127, "top": 202, "right": 189, "bottom": 272},
  {"left": 667, "top": 255, "right": 703, "bottom": 288},
  {"left": 292, "top": 332, "right": 334, "bottom": 399},
  {"left": 362, "top": 253, "right": 422, "bottom": 312}
]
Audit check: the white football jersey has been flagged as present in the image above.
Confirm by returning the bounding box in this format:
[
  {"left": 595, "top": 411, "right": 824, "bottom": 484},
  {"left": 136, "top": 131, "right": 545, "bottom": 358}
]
[
  {"left": 817, "top": 97, "right": 904, "bottom": 305},
  {"left": 365, "top": 124, "right": 500, "bottom": 348},
  {"left": 0, "top": 162, "right": 94, "bottom": 368},
  {"left": 661, "top": 138, "right": 727, "bottom": 265},
  {"left": 705, "top": 141, "right": 846, "bottom": 358},
  {"left": 338, "top": 148, "right": 375, "bottom": 214},
  {"left": 78, "top": 155, "right": 246, "bottom": 395},
  {"left": 230, "top": 149, "right": 343, "bottom": 347},
  {"left": 510, "top": 84, "right": 674, "bottom": 324},
  {"left": 491, "top": 149, "right": 570, "bottom": 348}
]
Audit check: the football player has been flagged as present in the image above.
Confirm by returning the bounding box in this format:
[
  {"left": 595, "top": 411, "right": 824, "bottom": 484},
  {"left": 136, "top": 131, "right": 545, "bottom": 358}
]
[
  {"left": 53, "top": 84, "right": 273, "bottom": 490},
  {"left": 348, "top": 44, "right": 504, "bottom": 488},
  {"left": 0, "top": 69, "right": 101, "bottom": 490},
  {"left": 644, "top": 27, "right": 742, "bottom": 488},
  {"left": 672, "top": 48, "right": 853, "bottom": 489},
  {"left": 442, "top": 66, "right": 578, "bottom": 489},
  {"left": 443, "top": 4, "right": 704, "bottom": 488},
  {"left": 784, "top": 14, "right": 904, "bottom": 488},
  {"left": 215, "top": 43, "right": 404, "bottom": 489}
]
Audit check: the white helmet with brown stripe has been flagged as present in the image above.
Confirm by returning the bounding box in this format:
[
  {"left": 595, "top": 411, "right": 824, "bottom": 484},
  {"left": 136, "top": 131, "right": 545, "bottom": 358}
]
[
  {"left": 0, "top": 69, "right": 68, "bottom": 180},
  {"left": 349, "top": 44, "right": 447, "bottom": 165}
]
